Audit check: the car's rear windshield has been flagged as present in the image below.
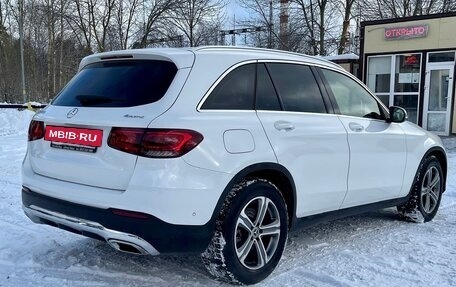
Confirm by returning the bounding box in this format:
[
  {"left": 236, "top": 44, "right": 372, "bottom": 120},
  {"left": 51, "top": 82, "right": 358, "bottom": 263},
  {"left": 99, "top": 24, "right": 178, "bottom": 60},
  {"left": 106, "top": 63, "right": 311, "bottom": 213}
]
[{"left": 51, "top": 60, "right": 178, "bottom": 107}]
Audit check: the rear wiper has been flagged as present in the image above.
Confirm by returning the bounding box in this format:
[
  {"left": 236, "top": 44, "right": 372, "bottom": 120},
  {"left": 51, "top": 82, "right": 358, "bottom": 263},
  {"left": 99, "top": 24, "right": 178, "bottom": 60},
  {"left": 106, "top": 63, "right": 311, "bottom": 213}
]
[{"left": 75, "top": 95, "right": 122, "bottom": 106}]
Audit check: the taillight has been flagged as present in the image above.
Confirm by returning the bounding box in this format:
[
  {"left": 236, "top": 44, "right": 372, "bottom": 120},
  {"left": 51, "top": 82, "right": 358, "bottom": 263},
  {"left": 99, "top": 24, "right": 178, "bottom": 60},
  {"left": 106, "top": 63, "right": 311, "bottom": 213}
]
[
  {"left": 107, "top": 128, "right": 144, "bottom": 154},
  {"left": 28, "top": 120, "right": 45, "bottom": 141},
  {"left": 108, "top": 128, "right": 203, "bottom": 158}
]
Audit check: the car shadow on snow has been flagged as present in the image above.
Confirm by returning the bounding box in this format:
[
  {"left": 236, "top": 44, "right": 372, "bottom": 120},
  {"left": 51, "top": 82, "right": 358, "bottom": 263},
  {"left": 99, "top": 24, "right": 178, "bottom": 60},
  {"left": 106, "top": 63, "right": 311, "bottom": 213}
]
[
  {"left": 30, "top": 208, "right": 408, "bottom": 286},
  {"left": 31, "top": 234, "right": 224, "bottom": 286}
]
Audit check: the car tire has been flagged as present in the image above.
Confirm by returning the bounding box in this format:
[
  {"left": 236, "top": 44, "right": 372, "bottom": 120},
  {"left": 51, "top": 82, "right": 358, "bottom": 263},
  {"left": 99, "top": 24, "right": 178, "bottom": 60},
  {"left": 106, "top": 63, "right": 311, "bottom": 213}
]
[
  {"left": 201, "top": 178, "right": 288, "bottom": 285},
  {"left": 397, "top": 155, "right": 444, "bottom": 223}
]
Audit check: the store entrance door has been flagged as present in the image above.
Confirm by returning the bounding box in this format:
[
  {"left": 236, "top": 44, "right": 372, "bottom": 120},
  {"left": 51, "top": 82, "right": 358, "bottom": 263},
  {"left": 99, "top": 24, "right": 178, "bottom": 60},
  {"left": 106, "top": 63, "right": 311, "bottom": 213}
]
[{"left": 423, "top": 64, "right": 454, "bottom": 136}]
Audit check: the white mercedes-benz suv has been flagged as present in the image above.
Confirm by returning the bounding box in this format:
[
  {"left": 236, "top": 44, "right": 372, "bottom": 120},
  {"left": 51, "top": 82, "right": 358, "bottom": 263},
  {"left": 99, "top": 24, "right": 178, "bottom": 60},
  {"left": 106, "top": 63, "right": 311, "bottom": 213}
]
[{"left": 22, "top": 46, "right": 446, "bottom": 285}]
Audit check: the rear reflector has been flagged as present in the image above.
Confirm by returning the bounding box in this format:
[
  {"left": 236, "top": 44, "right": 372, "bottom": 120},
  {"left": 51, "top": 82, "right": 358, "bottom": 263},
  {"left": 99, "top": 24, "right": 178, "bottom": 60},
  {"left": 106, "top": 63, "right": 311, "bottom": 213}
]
[
  {"left": 110, "top": 208, "right": 150, "bottom": 219},
  {"left": 108, "top": 128, "right": 203, "bottom": 158},
  {"left": 28, "top": 120, "right": 45, "bottom": 141}
]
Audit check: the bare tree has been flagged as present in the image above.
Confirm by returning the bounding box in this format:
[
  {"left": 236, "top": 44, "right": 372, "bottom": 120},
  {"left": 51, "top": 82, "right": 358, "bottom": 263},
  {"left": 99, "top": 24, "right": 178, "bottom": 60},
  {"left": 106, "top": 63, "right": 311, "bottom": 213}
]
[
  {"left": 0, "top": 0, "right": 6, "bottom": 29},
  {"left": 169, "top": 0, "right": 226, "bottom": 47},
  {"left": 89, "top": 0, "right": 115, "bottom": 52},
  {"left": 69, "top": 0, "right": 93, "bottom": 52},
  {"left": 45, "top": 0, "right": 56, "bottom": 96},
  {"left": 0, "top": 0, "right": 13, "bottom": 101},
  {"left": 57, "top": 0, "right": 69, "bottom": 87},
  {"left": 362, "top": 0, "right": 456, "bottom": 20},
  {"left": 114, "top": 0, "right": 138, "bottom": 49},
  {"left": 293, "top": 0, "right": 334, "bottom": 55},
  {"left": 337, "top": 0, "right": 355, "bottom": 54},
  {"left": 442, "top": 0, "right": 456, "bottom": 12},
  {"left": 238, "top": 0, "right": 278, "bottom": 48},
  {"left": 136, "top": 0, "right": 180, "bottom": 48}
]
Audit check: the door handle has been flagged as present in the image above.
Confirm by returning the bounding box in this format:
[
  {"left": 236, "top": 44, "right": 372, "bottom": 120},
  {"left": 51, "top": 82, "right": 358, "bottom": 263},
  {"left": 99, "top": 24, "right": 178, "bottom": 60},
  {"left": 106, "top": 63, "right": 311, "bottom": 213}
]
[
  {"left": 274, "top": 121, "right": 295, "bottom": 131},
  {"left": 349, "top": 122, "right": 364, "bottom": 132}
]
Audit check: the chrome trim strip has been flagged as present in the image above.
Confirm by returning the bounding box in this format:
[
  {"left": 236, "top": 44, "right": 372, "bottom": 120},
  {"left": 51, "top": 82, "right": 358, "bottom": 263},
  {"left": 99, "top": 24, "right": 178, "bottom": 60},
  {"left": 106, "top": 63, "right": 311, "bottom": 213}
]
[
  {"left": 195, "top": 59, "right": 348, "bottom": 113},
  {"left": 256, "top": 110, "right": 339, "bottom": 116},
  {"left": 23, "top": 205, "right": 160, "bottom": 256}
]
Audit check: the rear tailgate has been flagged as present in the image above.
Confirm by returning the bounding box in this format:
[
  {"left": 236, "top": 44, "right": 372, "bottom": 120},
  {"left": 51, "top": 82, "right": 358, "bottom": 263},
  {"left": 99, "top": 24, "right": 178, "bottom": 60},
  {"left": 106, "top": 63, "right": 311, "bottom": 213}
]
[
  {"left": 30, "top": 107, "right": 150, "bottom": 190},
  {"left": 29, "top": 54, "right": 193, "bottom": 190}
]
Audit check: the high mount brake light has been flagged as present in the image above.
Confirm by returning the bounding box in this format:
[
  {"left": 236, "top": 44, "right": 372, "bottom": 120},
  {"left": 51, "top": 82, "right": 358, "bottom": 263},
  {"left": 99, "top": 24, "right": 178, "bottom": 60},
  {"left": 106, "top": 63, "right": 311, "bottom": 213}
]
[
  {"left": 108, "top": 128, "right": 203, "bottom": 158},
  {"left": 28, "top": 120, "right": 45, "bottom": 141}
]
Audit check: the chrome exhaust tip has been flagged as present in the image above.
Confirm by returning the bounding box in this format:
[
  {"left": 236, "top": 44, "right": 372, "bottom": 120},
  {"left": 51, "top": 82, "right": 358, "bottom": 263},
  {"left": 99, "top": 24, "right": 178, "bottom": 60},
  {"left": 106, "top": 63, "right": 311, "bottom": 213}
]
[{"left": 108, "top": 239, "right": 149, "bottom": 255}]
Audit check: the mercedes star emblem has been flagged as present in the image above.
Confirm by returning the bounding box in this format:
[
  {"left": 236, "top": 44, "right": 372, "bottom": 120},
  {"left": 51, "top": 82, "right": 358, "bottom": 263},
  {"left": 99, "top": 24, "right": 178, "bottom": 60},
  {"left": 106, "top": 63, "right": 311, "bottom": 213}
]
[{"left": 67, "top": 108, "right": 79, "bottom": 118}]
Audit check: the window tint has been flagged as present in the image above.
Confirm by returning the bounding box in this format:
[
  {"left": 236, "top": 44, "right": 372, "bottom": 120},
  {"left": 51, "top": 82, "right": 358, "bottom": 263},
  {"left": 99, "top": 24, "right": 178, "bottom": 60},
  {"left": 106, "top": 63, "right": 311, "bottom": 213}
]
[
  {"left": 321, "top": 69, "right": 384, "bottom": 119},
  {"left": 201, "top": 64, "right": 255, "bottom": 110},
  {"left": 266, "top": 63, "right": 326, "bottom": 113},
  {"left": 52, "top": 60, "right": 177, "bottom": 107},
  {"left": 256, "top": 64, "right": 281, "bottom": 111}
]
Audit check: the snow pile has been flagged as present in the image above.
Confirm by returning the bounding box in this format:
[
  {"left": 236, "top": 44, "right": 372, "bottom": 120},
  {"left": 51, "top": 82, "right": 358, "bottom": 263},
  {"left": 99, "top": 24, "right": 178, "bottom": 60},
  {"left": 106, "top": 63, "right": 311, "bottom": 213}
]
[
  {"left": 0, "top": 108, "right": 35, "bottom": 136},
  {"left": 441, "top": 137, "right": 456, "bottom": 208},
  {"left": 322, "top": 53, "right": 359, "bottom": 61}
]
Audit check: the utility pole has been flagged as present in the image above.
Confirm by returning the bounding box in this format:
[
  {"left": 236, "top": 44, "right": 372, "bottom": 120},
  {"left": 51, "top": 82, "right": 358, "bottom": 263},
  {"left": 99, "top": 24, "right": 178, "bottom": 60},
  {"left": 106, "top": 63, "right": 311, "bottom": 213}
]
[
  {"left": 219, "top": 26, "right": 269, "bottom": 46},
  {"left": 18, "top": 0, "right": 26, "bottom": 103},
  {"left": 232, "top": 14, "right": 236, "bottom": 46}
]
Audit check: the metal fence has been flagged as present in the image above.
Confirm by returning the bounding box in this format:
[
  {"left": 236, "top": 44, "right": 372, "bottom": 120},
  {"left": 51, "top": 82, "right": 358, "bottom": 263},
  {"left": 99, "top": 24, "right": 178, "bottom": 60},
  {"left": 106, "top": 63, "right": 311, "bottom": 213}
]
[{"left": 0, "top": 104, "right": 47, "bottom": 109}]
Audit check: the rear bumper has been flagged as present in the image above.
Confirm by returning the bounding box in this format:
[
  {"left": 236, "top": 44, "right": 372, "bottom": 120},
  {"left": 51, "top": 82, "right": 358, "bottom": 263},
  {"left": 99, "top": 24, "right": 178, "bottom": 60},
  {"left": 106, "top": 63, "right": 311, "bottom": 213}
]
[
  {"left": 23, "top": 204, "right": 159, "bottom": 255},
  {"left": 22, "top": 187, "right": 214, "bottom": 254},
  {"left": 22, "top": 152, "right": 229, "bottom": 226}
]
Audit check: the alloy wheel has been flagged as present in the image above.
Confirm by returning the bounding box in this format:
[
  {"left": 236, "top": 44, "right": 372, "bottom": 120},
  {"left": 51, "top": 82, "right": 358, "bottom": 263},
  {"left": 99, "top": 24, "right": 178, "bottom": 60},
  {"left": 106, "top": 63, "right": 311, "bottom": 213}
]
[
  {"left": 420, "top": 166, "right": 441, "bottom": 214},
  {"left": 234, "top": 196, "right": 281, "bottom": 270}
]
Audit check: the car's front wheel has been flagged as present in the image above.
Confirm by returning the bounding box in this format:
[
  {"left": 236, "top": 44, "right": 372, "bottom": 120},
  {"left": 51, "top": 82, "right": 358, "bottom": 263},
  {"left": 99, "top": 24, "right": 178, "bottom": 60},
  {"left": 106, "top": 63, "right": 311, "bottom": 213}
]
[
  {"left": 397, "top": 155, "right": 444, "bottom": 223},
  {"left": 201, "top": 178, "right": 288, "bottom": 285}
]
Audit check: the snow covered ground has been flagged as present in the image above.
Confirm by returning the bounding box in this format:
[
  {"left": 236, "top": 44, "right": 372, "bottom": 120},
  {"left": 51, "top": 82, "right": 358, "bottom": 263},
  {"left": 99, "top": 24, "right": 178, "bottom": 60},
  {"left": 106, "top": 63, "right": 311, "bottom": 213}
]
[{"left": 0, "top": 108, "right": 455, "bottom": 287}]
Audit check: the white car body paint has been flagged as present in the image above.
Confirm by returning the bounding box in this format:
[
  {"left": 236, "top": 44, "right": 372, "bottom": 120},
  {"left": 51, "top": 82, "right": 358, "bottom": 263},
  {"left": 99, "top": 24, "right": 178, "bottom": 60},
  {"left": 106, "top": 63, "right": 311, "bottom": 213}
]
[{"left": 23, "top": 47, "right": 446, "bottom": 230}]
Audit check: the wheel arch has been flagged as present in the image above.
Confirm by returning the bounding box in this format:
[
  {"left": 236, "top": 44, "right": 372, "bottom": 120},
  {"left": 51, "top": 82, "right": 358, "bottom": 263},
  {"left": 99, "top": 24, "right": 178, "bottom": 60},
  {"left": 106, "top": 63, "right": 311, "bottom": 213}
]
[
  {"left": 209, "top": 163, "right": 297, "bottom": 229},
  {"left": 423, "top": 146, "right": 447, "bottom": 192}
]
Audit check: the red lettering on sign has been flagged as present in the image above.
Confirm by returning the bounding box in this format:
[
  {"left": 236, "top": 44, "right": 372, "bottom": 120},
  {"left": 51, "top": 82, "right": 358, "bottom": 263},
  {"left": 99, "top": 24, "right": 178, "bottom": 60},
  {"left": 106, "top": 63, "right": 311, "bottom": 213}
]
[
  {"left": 45, "top": 126, "right": 103, "bottom": 147},
  {"left": 384, "top": 24, "right": 428, "bottom": 40}
]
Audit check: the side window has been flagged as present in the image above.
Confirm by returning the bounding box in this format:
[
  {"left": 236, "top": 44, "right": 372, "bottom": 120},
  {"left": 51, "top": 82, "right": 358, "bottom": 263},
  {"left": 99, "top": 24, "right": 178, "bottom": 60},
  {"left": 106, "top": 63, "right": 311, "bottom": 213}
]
[
  {"left": 266, "top": 63, "right": 326, "bottom": 113},
  {"left": 201, "top": 64, "right": 255, "bottom": 110},
  {"left": 256, "top": 63, "right": 281, "bottom": 111},
  {"left": 321, "top": 68, "right": 384, "bottom": 119}
]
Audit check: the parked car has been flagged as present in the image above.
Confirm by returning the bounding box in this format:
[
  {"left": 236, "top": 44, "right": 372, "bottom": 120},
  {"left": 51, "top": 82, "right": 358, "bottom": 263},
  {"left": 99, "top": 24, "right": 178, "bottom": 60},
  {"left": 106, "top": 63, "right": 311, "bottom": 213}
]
[{"left": 22, "top": 46, "right": 447, "bottom": 285}]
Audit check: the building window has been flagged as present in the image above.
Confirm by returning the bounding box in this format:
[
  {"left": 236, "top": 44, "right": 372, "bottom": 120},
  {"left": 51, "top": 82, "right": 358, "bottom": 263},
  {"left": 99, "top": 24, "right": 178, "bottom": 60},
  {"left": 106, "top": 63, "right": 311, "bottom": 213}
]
[
  {"left": 395, "top": 54, "right": 421, "bottom": 93},
  {"left": 367, "top": 56, "right": 391, "bottom": 93},
  {"left": 394, "top": 94, "right": 418, "bottom": 125},
  {"left": 428, "top": 51, "right": 455, "bottom": 63},
  {"left": 367, "top": 53, "right": 421, "bottom": 124}
]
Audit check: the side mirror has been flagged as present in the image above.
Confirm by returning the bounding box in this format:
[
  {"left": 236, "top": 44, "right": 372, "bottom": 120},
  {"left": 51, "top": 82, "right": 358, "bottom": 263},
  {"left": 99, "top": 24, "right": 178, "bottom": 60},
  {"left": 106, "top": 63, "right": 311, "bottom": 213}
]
[{"left": 388, "top": 106, "right": 407, "bottom": 123}]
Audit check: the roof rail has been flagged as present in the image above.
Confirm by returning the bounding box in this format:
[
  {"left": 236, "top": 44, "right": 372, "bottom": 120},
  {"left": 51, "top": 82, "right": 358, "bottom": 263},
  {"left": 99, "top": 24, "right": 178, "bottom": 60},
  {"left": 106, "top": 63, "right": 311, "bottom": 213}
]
[{"left": 193, "top": 46, "right": 338, "bottom": 67}]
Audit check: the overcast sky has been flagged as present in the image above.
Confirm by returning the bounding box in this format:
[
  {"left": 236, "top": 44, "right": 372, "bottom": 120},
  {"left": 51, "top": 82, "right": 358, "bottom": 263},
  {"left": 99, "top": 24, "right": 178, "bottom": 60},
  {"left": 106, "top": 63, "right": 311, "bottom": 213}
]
[{"left": 225, "top": 0, "right": 249, "bottom": 24}]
